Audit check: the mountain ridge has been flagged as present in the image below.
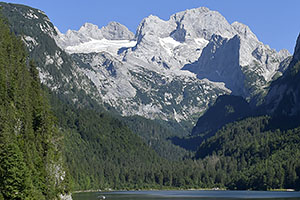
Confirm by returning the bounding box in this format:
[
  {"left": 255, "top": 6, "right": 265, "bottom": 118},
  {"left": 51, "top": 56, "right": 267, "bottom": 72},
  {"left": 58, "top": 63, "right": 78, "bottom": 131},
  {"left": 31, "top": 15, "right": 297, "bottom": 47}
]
[
  {"left": 1, "top": 2, "right": 300, "bottom": 193},
  {"left": 52, "top": 7, "right": 291, "bottom": 125},
  {"left": 263, "top": 33, "right": 300, "bottom": 118},
  {"left": 0, "top": 2, "right": 292, "bottom": 130}
]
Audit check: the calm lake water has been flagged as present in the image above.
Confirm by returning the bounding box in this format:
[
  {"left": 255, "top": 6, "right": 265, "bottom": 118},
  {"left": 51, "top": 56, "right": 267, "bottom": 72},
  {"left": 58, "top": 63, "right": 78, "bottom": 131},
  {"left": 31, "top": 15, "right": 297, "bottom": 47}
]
[{"left": 72, "top": 190, "right": 300, "bottom": 200}]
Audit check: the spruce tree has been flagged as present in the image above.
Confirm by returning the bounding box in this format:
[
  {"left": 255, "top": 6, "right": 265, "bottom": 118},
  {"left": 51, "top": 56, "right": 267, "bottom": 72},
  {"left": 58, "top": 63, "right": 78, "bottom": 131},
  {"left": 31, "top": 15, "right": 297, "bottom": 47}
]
[{"left": 0, "top": 12, "right": 67, "bottom": 199}]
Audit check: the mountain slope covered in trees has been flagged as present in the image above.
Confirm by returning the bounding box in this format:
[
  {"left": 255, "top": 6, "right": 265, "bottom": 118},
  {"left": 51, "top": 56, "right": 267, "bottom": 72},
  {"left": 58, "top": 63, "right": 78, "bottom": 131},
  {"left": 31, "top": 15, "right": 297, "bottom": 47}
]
[
  {"left": 195, "top": 116, "right": 300, "bottom": 190},
  {"left": 0, "top": 2, "right": 300, "bottom": 195},
  {"left": 0, "top": 15, "right": 69, "bottom": 199}
]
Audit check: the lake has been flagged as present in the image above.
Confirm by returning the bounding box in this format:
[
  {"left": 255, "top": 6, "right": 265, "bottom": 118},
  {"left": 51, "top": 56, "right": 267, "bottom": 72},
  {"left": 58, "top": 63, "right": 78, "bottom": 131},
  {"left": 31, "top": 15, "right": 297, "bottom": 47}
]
[{"left": 72, "top": 190, "right": 300, "bottom": 200}]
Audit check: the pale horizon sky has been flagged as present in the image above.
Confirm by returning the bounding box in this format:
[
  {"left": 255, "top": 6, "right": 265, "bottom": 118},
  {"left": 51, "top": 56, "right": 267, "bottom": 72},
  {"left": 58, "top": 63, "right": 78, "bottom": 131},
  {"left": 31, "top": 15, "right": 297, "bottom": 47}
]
[{"left": 2, "top": 0, "right": 300, "bottom": 54}]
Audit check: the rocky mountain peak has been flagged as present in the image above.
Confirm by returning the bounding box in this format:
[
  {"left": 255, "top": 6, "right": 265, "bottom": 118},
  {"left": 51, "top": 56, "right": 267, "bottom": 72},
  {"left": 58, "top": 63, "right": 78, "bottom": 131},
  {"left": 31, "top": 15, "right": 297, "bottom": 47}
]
[
  {"left": 231, "top": 21, "right": 258, "bottom": 41},
  {"left": 78, "top": 22, "right": 103, "bottom": 40},
  {"left": 174, "top": 7, "right": 210, "bottom": 17},
  {"left": 292, "top": 33, "right": 300, "bottom": 62},
  {"left": 51, "top": 6, "right": 291, "bottom": 124},
  {"left": 169, "top": 7, "right": 235, "bottom": 40},
  {"left": 279, "top": 49, "right": 291, "bottom": 58},
  {"left": 135, "top": 15, "right": 172, "bottom": 40},
  {"left": 101, "top": 21, "right": 134, "bottom": 40},
  {"left": 55, "top": 21, "right": 135, "bottom": 51},
  {"left": 79, "top": 22, "right": 100, "bottom": 32}
]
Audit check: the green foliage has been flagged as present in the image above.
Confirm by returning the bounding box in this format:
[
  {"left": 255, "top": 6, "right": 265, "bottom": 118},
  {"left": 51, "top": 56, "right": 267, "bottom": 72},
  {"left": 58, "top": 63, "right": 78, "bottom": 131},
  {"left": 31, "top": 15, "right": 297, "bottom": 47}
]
[
  {"left": 1, "top": 1, "right": 299, "bottom": 194},
  {"left": 49, "top": 92, "right": 226, "bottom": 191},
  {"left": 0, "top": 14, "right": 67, "bottom": 199},
  {"left": 121, "top": 115, "right": 190, "bottom": 160},
  {"left": 195, "top": 116, "right": 300, "bottom": 190},
  {"left": 0, "top": 142, "right": 32, "bottom": 200}
]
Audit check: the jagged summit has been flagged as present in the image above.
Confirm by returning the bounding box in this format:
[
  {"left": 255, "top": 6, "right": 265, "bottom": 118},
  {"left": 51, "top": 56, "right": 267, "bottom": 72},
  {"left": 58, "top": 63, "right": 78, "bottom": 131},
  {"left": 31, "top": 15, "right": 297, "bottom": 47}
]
[
  {"left": 78, "top": 22, "right": 103, "bottom": 40},
  {"left": 52, "top": 6, "right": 291, "bottom": 123},
  {"left": 231, "top": 21, "right": 258, "bottom": 41},
  {"left": 76, "top": 21, "right": 134, "bottom": 41},
  {"left": 55, "top": 21, "right": 135, "bottom": 49},
  {"left": 168, "top": 7, "right": 235, "bottom": 40},
  {"left": 134, "top": 7, "right": 235, "bottom": 43},
  {"left": 135, "top": 14, "right": 172, "bottom": 41},
  {"left": 101, "top": 21, "right": 135, "bottom": 40},
  {"left": 173, "top": 7, "right": 211, "bottom": 16},
  {"left": 79, "top": 22, "right": 100, "bottom": 32}
]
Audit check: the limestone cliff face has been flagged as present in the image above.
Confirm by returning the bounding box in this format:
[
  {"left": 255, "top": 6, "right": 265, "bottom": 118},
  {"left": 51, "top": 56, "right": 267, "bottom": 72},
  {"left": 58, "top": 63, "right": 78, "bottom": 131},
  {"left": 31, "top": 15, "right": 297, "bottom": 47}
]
[
  {"left": 122, "top": 7, "right": 290, "bottom": 98},
  {"left": 2, "top": 3, "right": 291, "bottom": 125},
  {"left": 183, "top": 35, "right": 245, "bottom": 95},
  {"left": 53, "top": 7, "right": 291, "bottom": 124}
]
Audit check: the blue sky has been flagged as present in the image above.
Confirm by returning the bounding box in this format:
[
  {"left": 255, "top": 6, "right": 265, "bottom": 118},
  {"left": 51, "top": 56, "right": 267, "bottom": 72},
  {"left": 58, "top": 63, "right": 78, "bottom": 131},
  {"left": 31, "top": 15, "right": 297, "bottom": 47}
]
[{"left": 2, "top": 0, "right": 300, "bottom": 54}]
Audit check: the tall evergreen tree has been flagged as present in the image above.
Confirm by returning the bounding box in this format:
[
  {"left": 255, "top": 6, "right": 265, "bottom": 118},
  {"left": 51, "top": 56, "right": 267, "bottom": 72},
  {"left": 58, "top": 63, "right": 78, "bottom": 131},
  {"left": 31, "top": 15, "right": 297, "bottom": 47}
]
[{"left": 0, "top": 13, "right": 68, "bottom": 199}]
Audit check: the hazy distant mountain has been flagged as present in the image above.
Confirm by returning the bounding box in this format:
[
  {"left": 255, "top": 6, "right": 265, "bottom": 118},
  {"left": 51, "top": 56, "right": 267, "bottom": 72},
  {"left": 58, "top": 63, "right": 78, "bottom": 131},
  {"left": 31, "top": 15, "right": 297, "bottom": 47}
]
[{"left": 56, "top": 21, "right": 135, "bottom": 49}]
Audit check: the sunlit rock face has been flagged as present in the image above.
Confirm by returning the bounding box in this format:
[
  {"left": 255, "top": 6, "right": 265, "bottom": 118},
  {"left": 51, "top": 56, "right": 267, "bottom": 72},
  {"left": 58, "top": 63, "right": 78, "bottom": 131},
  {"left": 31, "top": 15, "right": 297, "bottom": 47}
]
[{"left": 3, "top": 3, "right": 290, "bottom": 125}]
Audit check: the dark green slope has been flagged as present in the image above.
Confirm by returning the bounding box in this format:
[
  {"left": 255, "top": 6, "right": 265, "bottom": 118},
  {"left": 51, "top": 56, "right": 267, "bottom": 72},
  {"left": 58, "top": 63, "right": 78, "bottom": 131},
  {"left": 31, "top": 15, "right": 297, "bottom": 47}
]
[
  {"left": 191, "top": 95, "right": 252, "bottom": 137},
  {"left": 0, "top": 15, "right": 68, "bottom": 199},
  {"left": 169, "top": 95, "right": 252, "bottom": 152},
  {"left": 48, "top": 92, "right": 211, "bottom": 190},
  {"left": 49, "top": 93, "right": 161, "bottom": 190},
  {"left": 192, "top": 34, "right": 300, "bottom": 190},
  {"left": 195, "top": 116, "right": 300, "bottom": 190},
  {"left": 121, "top": 115, "right": 190, "bottom": 160}
]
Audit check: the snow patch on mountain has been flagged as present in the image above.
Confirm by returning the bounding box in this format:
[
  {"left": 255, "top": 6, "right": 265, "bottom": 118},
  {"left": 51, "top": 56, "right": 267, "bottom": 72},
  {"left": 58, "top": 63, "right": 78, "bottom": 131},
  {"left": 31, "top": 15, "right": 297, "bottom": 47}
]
[
  {"left": 64, "top": 38, "right": 137, "bottom": 55},
  {"left": 23, "top": 9, "right": 39, "bottom": 19},
  {"left": 53, "top": 6, "right": 291, "bottom": 123},
  {"left": 159, "top": 37, "right": 181, "bottom": 55},
  {"left": 55, "top": 21, "right": 135, "bottom": 50}
]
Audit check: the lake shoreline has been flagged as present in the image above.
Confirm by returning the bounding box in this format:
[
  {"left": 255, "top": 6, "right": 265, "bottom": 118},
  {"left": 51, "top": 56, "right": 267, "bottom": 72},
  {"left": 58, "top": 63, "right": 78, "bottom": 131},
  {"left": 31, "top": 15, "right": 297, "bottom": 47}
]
[
  {"left": 72, "top": 187, "right": 297, "bottom": 194},
  {"left": 72, "top": 189, "right": 300, "bottom": 200}
]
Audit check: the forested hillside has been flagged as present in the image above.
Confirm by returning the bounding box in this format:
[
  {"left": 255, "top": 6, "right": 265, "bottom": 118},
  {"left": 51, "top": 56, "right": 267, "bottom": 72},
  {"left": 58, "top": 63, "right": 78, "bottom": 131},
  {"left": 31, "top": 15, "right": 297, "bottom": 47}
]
[
  {"left": 0, "top": 16, "right": 68, "bottom": 199},
  {"left": 49, "top": 93, "right": 164, "bottom": 190},
  {"left": 121, "top": 116, "right": 191, "bottom": 160},
  {"left": 48, "top": 93, "right": 207, "bottom": 190},
  {"left": 49, "top": 88, "right": 300, "bottom": 191},
  {"left": 195, "top": 116, "right": 300, "bottom": 190},
  {"left": 0, "top": 2, "right": 299, "bottom": 195}
]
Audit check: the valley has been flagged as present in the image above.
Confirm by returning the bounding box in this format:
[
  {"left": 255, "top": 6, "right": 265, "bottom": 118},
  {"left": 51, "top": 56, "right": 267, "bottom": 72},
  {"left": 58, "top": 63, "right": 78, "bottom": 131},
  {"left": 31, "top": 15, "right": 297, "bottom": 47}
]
[{"left": 0, "top": 2, "right": 299, "bottom": 200}]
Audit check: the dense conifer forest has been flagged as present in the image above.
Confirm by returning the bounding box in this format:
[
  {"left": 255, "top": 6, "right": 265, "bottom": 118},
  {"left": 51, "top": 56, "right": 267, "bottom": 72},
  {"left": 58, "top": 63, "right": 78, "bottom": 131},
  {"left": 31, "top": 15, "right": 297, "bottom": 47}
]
[
  {"left": 49, "top": 91, "right": 300, "bottom": 191},
  {"left": 0, "top": 5, "right": 300, "bottom": 199},
  {"left": 0, "top": 16, "right": 68, "bottom": 199}
]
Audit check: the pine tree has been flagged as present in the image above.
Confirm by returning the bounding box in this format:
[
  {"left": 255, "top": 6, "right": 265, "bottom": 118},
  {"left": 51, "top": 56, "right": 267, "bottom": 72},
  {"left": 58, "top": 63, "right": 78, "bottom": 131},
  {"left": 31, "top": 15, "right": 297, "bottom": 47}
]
[
  {"left": 0, "top": 12, "right": 67, "bottom": 199},
  {"left": 0, "top": 140, "right": 32, "bottom": 200}
]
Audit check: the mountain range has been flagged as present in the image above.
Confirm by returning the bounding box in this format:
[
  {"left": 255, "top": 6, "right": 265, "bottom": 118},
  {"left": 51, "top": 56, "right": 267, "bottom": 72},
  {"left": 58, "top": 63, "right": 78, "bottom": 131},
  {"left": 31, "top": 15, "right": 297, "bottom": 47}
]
[
  {"left": 1, "top": 2, "right": 300, "bottom": 197},
  {"left": 54, "top": 7, "right": 291, "bottom": 125},
  {"left": 1, "top": 3, "right": 291, "bottom": 130},
  {"left": 58, "top": 7, "right": 292, "bottom": 121}
]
